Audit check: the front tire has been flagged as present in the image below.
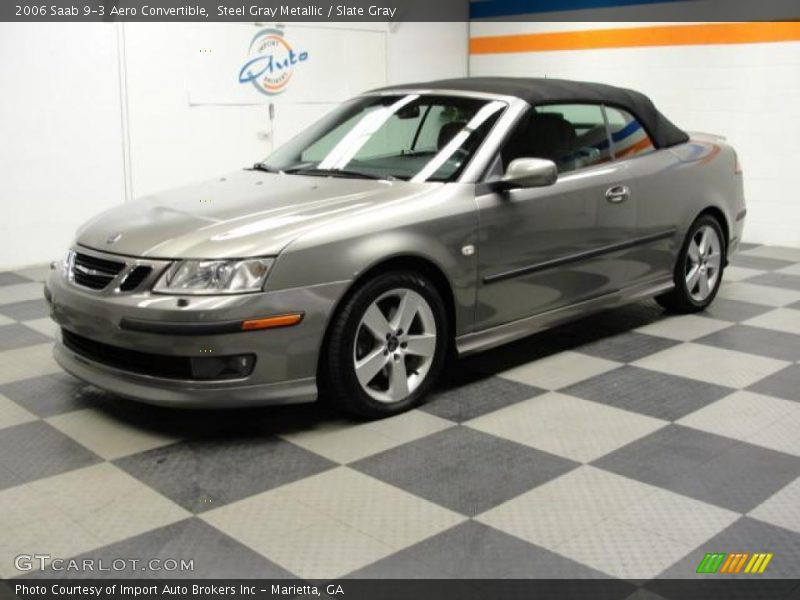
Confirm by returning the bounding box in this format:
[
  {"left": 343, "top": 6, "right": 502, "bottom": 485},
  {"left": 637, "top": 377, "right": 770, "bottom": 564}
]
[
  {"left": 656, "top": 214, "right": 725, "bottom": 313},
  {"left": 321, "top": 271, "right": 448, "bottom": 419}
]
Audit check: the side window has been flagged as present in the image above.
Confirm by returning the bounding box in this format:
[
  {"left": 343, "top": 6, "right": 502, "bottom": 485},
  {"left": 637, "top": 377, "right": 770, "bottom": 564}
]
[
  {"left": 604, "top": 107, "right": 655, "bottom": 159},
  {"left": 500, "top": 104, "right": 612, "bottom": 174}
]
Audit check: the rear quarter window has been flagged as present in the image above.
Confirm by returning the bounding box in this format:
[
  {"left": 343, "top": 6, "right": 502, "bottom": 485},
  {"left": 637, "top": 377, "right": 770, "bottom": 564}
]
[
  {"left": 605, "top": 107, "right": 655, "bottom": 159},
  {"left": 537, "top": 104, "right": 614, "bottom": 171}
]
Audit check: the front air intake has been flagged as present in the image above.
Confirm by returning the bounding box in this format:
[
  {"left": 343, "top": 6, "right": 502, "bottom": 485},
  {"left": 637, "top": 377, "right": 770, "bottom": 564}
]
[{"left": 119, "top": 266, "right": 153, "bottom": 291}]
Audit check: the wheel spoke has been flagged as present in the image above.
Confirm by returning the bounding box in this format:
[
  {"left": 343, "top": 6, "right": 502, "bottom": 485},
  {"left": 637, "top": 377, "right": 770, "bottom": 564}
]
[
  {"left": 707, "top": 253, "right": 721, "bottom": 272},
  {"left": 698, "top": 271, "right": 710, "bottom": 298},
  {"left": 362, "top": 303, "right": 392, "bottom": 340},
  {"left": 688, "top": 240, "right": 700, "bottom": 263},
  {"left": 355, "top": 347, "right": 389, "bottom": 387},
  {"left": 388, "top": 358, "right": 409, "bottom": 400},
  {"left": 698, "top": 228, "right": 710, "bottom": 256},
  {"left": 686, "top": 264, "right": 701, "bottom": 290},
  {"left": 391, "top": 290, "right": 421, "bottom": 333},
  {"left": 404, "top": 334, "right": 436, "bottom": 357}
]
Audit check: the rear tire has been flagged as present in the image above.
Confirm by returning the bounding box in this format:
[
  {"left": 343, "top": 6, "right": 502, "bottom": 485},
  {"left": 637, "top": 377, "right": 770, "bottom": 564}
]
[
  {"left": 321, "top": 271, "right": 448, "bottom": 419},
  {"left": 656, "top": 215, "right": 725, "bottom": 313}
]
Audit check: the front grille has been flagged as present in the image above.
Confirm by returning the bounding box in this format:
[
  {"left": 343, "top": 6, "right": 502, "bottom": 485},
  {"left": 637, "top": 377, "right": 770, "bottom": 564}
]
[
  {"left": 119, "top": 266, "right": 152, "bottom": 291},
  {"left": 62, "top": 329, "right": 193, "bottom": 379},
  {"left": 72, "top": 252, "right": 125, "bottom": 290}
]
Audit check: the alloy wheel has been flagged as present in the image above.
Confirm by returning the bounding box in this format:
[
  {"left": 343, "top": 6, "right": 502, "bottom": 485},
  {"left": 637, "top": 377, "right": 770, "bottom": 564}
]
[
  {"left": 353, "top": 288, "right": 437, "bottom": 404},
  {"left": 685, "top": 224, "right": 722, "bottom": 302}
]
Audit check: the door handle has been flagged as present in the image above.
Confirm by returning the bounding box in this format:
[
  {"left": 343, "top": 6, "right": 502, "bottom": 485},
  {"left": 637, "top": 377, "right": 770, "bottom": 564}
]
[{"left": 605, "top": 185, "right": 630, "bottom": 203}]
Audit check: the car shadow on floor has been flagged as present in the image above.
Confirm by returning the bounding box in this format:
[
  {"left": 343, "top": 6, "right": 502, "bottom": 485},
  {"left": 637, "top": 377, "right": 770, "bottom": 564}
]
[
  {"left": 440, "top": 299, "right": 666, "bottom": 388},
  {"left": 75, "top": 299, "right": 669, "bottom": 441}
]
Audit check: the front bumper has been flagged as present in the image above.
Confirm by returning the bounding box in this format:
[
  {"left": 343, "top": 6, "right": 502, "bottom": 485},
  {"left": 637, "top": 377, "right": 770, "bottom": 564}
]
[{"left": 46, "top": 258, "right": 348, "bottom": 408}]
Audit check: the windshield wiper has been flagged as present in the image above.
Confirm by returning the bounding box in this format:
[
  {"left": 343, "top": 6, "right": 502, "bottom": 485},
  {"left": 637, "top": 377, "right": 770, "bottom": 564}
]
[
  {"left": 284, "top": 167, "right": 390, "bottom": 181},
  {"left": 249, "top": 162, "right": 281, "bottom": 173}
]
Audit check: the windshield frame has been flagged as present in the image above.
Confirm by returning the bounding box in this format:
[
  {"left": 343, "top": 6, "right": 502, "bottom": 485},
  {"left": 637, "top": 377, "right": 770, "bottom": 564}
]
[{"left": 261, "top": 89, "right": 525, "bottom": 185}]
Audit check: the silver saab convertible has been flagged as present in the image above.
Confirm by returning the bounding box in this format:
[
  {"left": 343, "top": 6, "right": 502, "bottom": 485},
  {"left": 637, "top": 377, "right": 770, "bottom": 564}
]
[{"left": 47, "top": 77, "right": 746, "bottom": 418}]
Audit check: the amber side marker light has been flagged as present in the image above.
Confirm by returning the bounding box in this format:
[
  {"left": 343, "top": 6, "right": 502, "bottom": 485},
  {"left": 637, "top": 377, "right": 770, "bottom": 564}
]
[{"left": 241, "top": 313, "right": 304, "bottom": 330}]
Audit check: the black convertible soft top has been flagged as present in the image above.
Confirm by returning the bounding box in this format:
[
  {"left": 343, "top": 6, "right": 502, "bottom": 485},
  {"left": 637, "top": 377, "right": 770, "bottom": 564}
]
[{"left": 373, "top": 77, "right": 689, "bottom": 149}]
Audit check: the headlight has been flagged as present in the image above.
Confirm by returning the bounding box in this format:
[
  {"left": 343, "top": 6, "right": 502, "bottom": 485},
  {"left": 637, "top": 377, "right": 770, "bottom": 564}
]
[
  {"left": 153, "top": 258, "right": 274, "bottom": 295},
  {"left": 63, "top": 249, "right": 75, "bottom": 275}
]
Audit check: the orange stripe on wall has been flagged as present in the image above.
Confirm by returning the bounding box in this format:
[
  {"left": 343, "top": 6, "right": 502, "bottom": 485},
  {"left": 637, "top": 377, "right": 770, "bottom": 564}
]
[{"left": 470, "top": 22, "right": 800, "bottom": 54}]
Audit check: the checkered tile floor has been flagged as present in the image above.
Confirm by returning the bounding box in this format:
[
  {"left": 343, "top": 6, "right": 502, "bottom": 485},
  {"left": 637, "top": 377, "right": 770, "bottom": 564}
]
[{"left": 1, "top": 246, "right": 800, "bottom": 584}]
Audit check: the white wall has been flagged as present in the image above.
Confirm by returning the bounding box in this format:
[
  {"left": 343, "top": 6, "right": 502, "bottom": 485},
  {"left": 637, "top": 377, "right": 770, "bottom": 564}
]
[
  {"left": 387, "top": 21, "right": 469, "bottom": 85},
  {"left": 469, "top": 22, "right": 800, "bottom": 247},
  {"left": 0, "top": 21, "right": 468, "bottom": 270},
  {"left": 122, "top": 23, "right": 277, "bottom": 198},
  {"left": 0, "top": 23, "right": 127, "bottom": 268}
]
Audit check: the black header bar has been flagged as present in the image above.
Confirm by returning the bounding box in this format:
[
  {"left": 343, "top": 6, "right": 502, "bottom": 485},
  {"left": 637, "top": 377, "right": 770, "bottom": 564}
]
[
  {"left": 5, "top": 579, "right": 800, "bottom": 600},
  {"left": 2, "top": 0, "right": 799, "bottom": 22}
]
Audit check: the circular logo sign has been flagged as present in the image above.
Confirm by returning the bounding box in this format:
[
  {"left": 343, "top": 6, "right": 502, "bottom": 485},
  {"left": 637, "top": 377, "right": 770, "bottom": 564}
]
[{"left": 238, "top": 28, "right": 309, "bottom": 97}]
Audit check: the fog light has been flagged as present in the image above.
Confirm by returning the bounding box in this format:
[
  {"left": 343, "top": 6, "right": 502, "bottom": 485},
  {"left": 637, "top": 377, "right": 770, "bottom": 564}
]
[{"left": 190, "top": 354, "right": 256, "bottom": 380}]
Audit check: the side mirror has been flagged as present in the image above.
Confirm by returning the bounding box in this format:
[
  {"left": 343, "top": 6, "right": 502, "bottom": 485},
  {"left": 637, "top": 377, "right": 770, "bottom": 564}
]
[{"left": 501, "top": 158, "right": 558, "bottom": 189}]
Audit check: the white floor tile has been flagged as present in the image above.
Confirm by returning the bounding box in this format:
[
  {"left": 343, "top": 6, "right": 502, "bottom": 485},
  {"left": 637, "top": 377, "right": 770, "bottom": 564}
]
[
  {"left": 0, "top": 509, "right": 96, "bottom": 578},
  {"left": 14, "top": 265, "right": 52, "bottom": 283},
  {"left": 750, "top": 477, "right": 800, "bottom": 534},
  {"left": 276, "top": 467, "right": 465, "bottom": 550},
  {"left": 206, "top": 486, "right": 395, "bottom": 581},
  {"left": 0, "top": 393, "right": 37, "bottom": 430},
  {"left": 0, "top": 283, "right": 45, "bottom": 306},
  {"left": 634, "top": 343, "right": 789, "bottom": 388},
  {"left": 723, "top": 266, "right": 766, "bottom": 282},
  {"left": 717, "top": 282, "right": 800, "bottom": 307},
  {"left": 279, "top": 410, "right": 452, "bottom": 464},
  {"left": 467, "top": 392, "right": 666, "bottom": 463},
  {"left": 47, "top": 408, "right": 182, "bottom": 460},
  {"left": 22, "top": 318, "right": 58, "bottom": 339},
  {"left": 32, "top": 464, "right": 190, "bottom": 544},
  {"left": 498, "top": 351, "right": 621, "bottom": 390},
  {"left": 742, "top": 308, "right": 800, "bottom": 337},
  {"left": 777, "top": 263, "right": 800, "bottom": 277},
  {"left": 556, "top": 517, "right": 696, "bottom": 580},
  {"left": 617, "top": 489, "right": 739, "bottom": 547},
  {"left": 747, "top": 411, "right": 800, "bottom": 457},
  {"left": 261, "top": 518, "right": 395, "bottom": 580},
  {"left": 203, "top": 489, "right": 330, "bottom": 541},
  {"left": 741, "top": 246, "right": 800, "bottom": 263},
  {"left": 476, "top": 465, "right": 657, "bottom": 549},
  {"left": 677, "top": 391, "right": 798, "bottom": 442},
  {"left": 0, "top": 464, "right": 188, "bottom": 576},
  {"left": 635, "top": 315, "right": 732, "bottom": 342},
  {"left": 0, "top": 343, "right": 60, "bottom": 385}
]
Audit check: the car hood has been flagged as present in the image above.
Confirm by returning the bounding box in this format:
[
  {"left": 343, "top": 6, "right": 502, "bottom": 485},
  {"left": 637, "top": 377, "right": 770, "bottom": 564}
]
[{"left": 76, "top": 170, "right": 434, "bottom": 259}]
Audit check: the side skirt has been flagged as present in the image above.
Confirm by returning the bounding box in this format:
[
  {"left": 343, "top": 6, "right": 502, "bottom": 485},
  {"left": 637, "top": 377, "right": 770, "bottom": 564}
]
[{"left": 455, "top": 277, "right": 674, "bottom": 356}]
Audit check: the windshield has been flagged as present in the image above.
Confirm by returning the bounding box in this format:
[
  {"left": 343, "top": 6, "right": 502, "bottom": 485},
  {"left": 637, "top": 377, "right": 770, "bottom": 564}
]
[{"left": 261, "top": 94, "right": 507, "bottom": 182}]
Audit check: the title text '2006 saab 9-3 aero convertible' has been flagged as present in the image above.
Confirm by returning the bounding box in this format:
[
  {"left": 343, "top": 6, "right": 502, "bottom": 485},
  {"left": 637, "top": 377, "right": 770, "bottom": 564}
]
[{"left": 47, "top": 77, "right": 745, "bottom": 418}]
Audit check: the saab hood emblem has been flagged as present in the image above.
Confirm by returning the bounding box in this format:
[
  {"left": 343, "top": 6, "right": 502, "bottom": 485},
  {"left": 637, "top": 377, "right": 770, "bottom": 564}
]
[{"left": 106, "top": 232, "right": 122, "bottom": 245}]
